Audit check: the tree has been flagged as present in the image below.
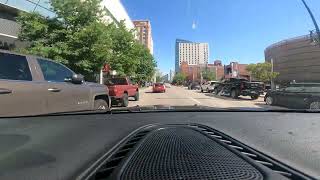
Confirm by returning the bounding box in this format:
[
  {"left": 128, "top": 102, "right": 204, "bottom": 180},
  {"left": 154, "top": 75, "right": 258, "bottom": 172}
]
[
  {"left": 246, "top": 62, "right": 279, "bottom": 83},
  {"left": 16, "top": 0, "right": 156, "bottom": 82},
  {"left": 202, "top": 69, "right": 216, "bottom": 81},
  {"left": 156, "top": 76, "right": 163, "bottom": 83},
  {"left": 172, "top": 72, "right": 187, "bottom": 85}
]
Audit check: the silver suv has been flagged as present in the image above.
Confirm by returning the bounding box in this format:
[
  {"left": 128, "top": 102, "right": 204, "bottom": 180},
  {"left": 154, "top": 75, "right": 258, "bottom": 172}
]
[
  {"left": 0, "top": 50, "right": 110, "bottom": 117},
  {"left": 201, "top": 81, "right": 218, "bottom": 93}
]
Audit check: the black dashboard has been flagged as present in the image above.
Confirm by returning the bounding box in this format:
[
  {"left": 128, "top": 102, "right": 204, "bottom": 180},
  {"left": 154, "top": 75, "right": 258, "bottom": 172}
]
[{"left": 0, "top": 111, "right": 319, "bottom": 179}]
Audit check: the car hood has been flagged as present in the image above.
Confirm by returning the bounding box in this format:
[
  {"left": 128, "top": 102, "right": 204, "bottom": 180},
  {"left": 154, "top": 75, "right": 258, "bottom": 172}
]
[
  {"left": 111, "top": 105, "right": 318, "bottom": 113},
  {"left": 112, "top": 105, "right": 280, "bottom": 112}
]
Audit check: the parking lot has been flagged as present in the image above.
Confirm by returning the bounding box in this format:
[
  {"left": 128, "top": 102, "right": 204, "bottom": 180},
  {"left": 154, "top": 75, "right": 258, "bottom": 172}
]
[{"left": 126, "top": 85, "right": 286, "bottom": 110}]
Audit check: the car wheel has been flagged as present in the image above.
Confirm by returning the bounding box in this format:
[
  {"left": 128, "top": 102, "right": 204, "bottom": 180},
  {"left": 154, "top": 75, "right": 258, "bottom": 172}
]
[
  {"left": 265, "top": 96, "right": 274, "bottom": 105},
  {"left": 134, "top": 91, "right": 139, "bottom": 101},
  {"left": 201, "top": 88, "right": 203, "bottom": 93},
  {"left": 309, "top": 101, "right": 320, "bottom": 110},
  {"left": 231, "top": 89, "right": 238, "bottom": 99},
  {"left": 121, "top": 93, "right": 129, "bottom": 107},
  {"left": 251, "top": 95, "right": 259, "bottom": 100},
  {"left": 94, "top": 99, "right": 109, "bottom": 112}
]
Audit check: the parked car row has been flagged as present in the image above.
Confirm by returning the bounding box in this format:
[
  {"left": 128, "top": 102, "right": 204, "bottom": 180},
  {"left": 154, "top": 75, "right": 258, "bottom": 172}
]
[
  {"left": 196, "top": 78, "right": 320, "bottom": 110},
  {"left": 198, "top": 78, "right": 264, "bottom": 100},
  {"left": 0, "top": 50, "right": 143, "bottom": 117}
]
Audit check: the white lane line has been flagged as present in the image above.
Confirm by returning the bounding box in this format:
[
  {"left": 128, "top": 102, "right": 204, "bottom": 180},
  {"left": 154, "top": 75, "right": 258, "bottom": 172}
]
[{"left": 189, "top": 97, "right": 201, "bottom": 104}]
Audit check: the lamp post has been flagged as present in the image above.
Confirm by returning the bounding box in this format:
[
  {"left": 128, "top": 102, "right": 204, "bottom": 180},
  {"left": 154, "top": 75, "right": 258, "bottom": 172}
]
[
  {"left": 271, "top": 58, "right": 275, "bottom": 90},
  {"left": 301, "top": 0, "right": 320, "bottom": 46}
]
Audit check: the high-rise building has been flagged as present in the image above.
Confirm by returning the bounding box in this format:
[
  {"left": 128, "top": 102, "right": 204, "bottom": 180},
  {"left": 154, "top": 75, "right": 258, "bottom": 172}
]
[
  {"left": 175, "top": 39, "right": 209, "bottom": 72},
  {"left": 0, "top": 0, "right": 134, "bottom": 50},
  {"left": 133, "top": 20, "right": 153, "bottom": 55}
]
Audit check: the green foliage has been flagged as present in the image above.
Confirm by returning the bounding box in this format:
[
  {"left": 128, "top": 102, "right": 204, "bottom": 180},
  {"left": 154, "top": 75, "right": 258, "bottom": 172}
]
[
  {"left": 156, "top": 76, "right": 163, "bottom": 83},
  {"left": 246, "top": 62, "right": 279, "bottom": 83},
  {"left": 202, "top": 69, "right": 216, "bottom": 81},
  {"left": 16, "top": 0, "right": 156, "bottom": 82},
  {"left": 172, "top": 72, "right": 187, "bottom": 85}
]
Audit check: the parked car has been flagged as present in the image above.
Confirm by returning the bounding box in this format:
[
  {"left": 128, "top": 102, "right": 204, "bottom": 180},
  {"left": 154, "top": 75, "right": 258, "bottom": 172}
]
[
  {"left": 265, "top": 83, "right": 320, "bottom": 109},
  {"left": 188, "top": 82, "right": 201, "bottom": 90},
  {"left": 153, "top": 83, "right": 166, "bottom": 93},
  {"left": 214, "top": 78, "right": 264, "bottom": 99},
  {"left": 105, "top": 77, "right": 139, "bottom": 107},
  {"left": 201, "top": 81, "right": 218, "bottom": 93},
  {"left": 0, "top": 50, "right": 110, "bottom": 117}
]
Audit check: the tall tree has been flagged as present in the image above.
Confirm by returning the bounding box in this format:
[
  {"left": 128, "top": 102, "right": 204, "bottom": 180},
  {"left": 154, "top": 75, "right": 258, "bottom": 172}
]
[
  {"left": 172, "top": 72, "right": 187, "bottom": 85},
  {"left": 202, "top": 69, "right": 216, "bottom": 81},
  {"left": 16, "top": 0, "right": 156, "bottom": 82},
  {"left": 246, "top": 62, "right": 279, "bottom": 83}
]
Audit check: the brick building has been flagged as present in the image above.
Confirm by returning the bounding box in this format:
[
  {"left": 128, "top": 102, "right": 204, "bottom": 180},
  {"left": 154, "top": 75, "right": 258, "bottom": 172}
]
[
  {"left": 180, "top": 61, "right": 225, "bottom": 82},
  {"left": 224, "top": 62, "right": 250, "bottom": 80},
  {"left": 265, "top": 34, "right": 320, "bottom": 84},
  {"left": 180, "top": 60, "right": 250, "bottom": 82},
  {"left": 133, "top": 20, "right": 154, "bottom": 55},
  {"left": 212, "top": 60, "right": 225, "bottom": 80}
]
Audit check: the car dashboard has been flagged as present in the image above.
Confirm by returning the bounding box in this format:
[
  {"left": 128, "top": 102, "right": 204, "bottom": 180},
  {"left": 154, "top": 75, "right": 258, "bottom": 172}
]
[{"left": 0, "top": 111, "right": 319, "bottom": 180}]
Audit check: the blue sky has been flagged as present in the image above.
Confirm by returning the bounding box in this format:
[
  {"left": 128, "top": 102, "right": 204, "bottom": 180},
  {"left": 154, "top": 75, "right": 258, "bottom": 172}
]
[{"left": 121, "top": 0, "right": 320, "bottom": 74}]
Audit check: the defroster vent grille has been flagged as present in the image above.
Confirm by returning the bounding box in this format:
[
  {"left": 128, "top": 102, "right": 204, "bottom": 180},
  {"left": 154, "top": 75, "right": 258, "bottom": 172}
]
[{"left": 80, "top": 124, "right": 314, "bottom": 180}]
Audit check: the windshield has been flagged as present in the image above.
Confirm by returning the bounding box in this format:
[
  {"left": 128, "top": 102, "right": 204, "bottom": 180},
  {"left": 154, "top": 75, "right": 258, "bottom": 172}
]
[{"left": 0, "top": 0, "right": 320, "bottom": 117}]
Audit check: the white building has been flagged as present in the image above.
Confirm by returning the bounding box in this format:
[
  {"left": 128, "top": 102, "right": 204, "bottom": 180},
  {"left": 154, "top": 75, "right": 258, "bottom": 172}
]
[
  {"left": 100, "top": 0, "right": 134, "bottom": 30},
  {"left": 175, "top": 39, "right": 209, "bottom": 72},
  {"left": 0, "top": 0, "right": 134, "bottom": 50}
]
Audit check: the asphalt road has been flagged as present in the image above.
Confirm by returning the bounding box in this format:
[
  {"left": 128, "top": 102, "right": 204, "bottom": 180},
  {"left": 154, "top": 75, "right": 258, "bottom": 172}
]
[{"left": 128, "top": 85, "right": 285, "bottom": 110}]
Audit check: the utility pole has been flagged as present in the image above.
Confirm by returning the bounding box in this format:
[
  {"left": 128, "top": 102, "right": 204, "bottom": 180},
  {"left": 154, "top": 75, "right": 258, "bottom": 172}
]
[
  {"left": 271, "top": 58, "right": 275, "bottom": 90},
  {"left": 301, "top": 0, "right": 320, "bottom": 46}
]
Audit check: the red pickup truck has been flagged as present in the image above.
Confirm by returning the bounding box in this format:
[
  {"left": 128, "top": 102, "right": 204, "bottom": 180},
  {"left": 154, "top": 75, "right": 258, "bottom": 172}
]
[{"left": 105, "top": 77, "right": 139, "bottom": 107}]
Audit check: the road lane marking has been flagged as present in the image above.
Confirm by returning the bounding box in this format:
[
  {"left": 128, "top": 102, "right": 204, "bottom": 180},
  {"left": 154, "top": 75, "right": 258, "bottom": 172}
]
[{"left": 189, "top": 97, "right": 201, "bottom": 104}]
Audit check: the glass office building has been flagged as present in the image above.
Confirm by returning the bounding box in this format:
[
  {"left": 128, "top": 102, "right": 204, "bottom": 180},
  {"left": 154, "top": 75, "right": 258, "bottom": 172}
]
[
  {"left": 0, "top": 0, "right": 55, "bottom": 17},
  {"left": 0, "top": 1, "right": 53, "bottom": 49}
]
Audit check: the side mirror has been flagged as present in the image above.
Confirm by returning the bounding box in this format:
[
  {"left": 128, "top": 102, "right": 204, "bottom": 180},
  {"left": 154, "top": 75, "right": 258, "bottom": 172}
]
[{"left": 71, "top": 74, "right": 84, "bottom": 84}]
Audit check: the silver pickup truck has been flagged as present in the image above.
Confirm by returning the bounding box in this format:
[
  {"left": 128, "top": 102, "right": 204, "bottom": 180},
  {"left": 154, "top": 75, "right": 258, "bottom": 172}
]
[{"left": 0, "top": 50, "right": 110, "bottom": 117}]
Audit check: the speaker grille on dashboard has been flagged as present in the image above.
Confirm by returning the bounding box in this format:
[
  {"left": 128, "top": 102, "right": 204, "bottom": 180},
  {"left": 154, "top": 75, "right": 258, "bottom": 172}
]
[{"left": 120, "top": 127, "right": 263, "bottom": 180}]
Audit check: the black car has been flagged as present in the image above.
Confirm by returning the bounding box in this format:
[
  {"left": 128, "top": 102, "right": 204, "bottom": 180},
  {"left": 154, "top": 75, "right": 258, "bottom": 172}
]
[
  {"left": 188, "top": 82, "right": 201, "bottom": 90},
  {"left": 264, "top": 83, "right": 320, "bottom": 109},
  {"left": 214, "top": 78, "right": 264, "bottom": 99}
]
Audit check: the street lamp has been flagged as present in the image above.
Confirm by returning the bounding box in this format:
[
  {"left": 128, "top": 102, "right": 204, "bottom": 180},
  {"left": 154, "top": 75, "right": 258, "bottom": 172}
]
[{"left": 301, "top": 0, "right": 320, "bottom": 46}]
